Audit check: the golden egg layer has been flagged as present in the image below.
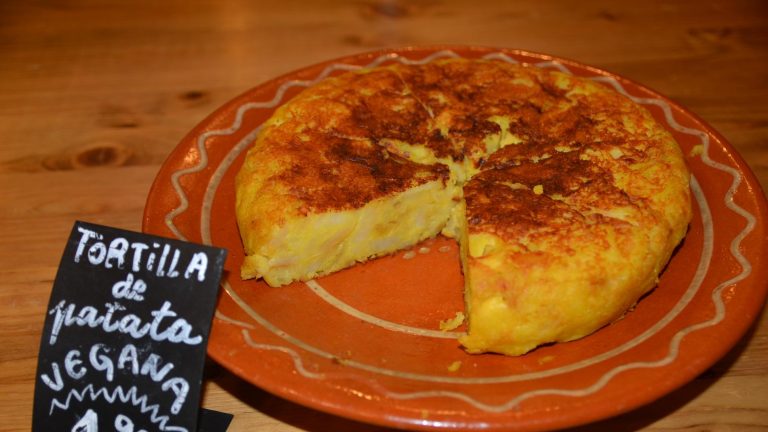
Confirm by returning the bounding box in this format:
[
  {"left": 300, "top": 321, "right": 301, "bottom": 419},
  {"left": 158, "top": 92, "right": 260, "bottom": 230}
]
[{"left": 235, "top": 59, "right": 691, "bottom": 356}]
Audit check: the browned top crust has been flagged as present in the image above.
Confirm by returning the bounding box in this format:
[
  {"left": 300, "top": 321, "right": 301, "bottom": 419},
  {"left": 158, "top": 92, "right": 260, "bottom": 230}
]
[
  {"left": 236, "top": 58, "right": 692, "bottom": 354},
  {"left": 240, "top": 58, "right": 686, "bottom": 231}
]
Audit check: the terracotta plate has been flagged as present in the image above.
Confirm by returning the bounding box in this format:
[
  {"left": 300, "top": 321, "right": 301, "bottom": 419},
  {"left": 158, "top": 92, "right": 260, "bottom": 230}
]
[{"left": 143, "top": 47, "right": 768, "bottom": 431}]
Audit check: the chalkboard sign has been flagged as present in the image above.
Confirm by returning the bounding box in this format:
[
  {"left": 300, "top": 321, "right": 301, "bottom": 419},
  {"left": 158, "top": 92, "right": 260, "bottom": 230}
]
[{"left": 33, "top": 221, "right": 228, "bottom": 432}]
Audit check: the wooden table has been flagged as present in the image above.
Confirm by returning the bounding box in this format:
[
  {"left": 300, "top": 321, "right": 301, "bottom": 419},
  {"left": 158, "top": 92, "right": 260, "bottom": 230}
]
[{"left": 1, "top": 1, "right": 766, "bottom": 430}]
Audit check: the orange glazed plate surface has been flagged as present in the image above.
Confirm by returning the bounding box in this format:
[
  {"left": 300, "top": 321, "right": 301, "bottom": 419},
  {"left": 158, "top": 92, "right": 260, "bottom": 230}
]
[{"left": 143, "top": 47, "right": 768, "bottom": 431}]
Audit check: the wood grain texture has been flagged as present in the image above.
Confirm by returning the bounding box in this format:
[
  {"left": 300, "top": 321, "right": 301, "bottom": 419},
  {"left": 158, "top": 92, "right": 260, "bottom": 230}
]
[{"left": 1, "top": 1, "right": 766, "bottom": 430}]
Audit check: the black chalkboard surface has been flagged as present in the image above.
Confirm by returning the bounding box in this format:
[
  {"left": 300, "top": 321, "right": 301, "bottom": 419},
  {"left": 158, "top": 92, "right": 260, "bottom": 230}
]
[{"left": 33, "top": 221, "right": 228, "bottom": 432}]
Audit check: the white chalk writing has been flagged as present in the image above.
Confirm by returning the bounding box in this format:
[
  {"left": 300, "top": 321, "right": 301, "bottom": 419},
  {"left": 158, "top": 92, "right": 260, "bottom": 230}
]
[
  {"left": 43, "top": 343, "right": 190, "bottom": 417},
  {"left": 111, "top": 273, "right": 146, "bottom": 302},
  {"left": 73, "top": 227, "right": 209, "bottom": 282},
  {"left": 48, "top": 300, "right": 203, "bottom": 346},
  {"left": 70, "top": 409, "right": 98, "bottom": 432},
  {"left": 37, "top": 223, "right": 218, "bottom": 431},
  {"left": 51, "top": 384, "right": 188, "bottom": 432},
  {"left": 115, "top": 413, "right": 148, "bottom": 432}
]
